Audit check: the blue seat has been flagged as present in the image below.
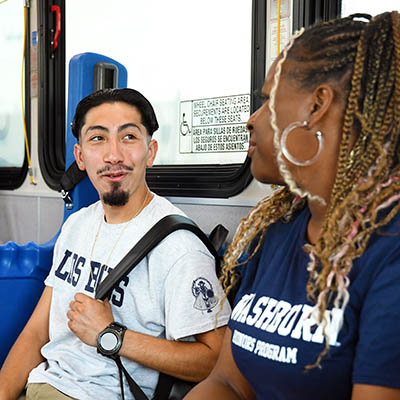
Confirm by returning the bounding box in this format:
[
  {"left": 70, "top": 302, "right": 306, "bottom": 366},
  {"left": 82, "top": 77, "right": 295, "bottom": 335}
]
[{"left": 0, "top": 238, "right": 55, "bottom": 366}]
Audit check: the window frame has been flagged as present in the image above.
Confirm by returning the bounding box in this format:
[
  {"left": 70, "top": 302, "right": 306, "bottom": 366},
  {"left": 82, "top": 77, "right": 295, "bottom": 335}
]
[
  {"left": 35, "top": 0, "right": 267, "bottom": 198},
  {"left": 0, "top": 0, "right": 345, "bottom": 194},
  {"left": 37, "top": 0, "right": 66, "bottom": 191}
]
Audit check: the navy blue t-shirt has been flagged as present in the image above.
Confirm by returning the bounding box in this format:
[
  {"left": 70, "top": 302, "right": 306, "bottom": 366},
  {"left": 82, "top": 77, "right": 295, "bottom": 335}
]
[{"left": 229, "top": 207, "right": 400, "bottom": 399}]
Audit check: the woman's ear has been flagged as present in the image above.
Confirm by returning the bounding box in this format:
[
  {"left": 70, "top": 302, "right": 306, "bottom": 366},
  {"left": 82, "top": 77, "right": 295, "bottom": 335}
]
[{"left": 307, "top": 84, "right": 335, "bottom": 129}]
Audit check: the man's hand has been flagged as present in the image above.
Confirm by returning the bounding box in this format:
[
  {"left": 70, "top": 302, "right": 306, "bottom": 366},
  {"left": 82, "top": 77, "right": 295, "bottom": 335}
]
[{"left": 67, "top": 293, "right": 114, "bottom": 346}]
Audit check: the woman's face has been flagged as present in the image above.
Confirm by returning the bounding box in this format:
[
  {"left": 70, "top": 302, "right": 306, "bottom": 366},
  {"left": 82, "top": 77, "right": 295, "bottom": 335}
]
[
  {"left": 247, "top": 60, "right": 313, "bottom": 184},
  {"left": 247, "top": 59, "right": 344, "bottom": 202}
]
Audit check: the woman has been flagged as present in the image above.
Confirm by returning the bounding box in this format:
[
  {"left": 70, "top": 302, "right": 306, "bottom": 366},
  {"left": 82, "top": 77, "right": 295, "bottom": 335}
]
[{"left": 185, "top": 11, "right": 400, "bottom": 400}]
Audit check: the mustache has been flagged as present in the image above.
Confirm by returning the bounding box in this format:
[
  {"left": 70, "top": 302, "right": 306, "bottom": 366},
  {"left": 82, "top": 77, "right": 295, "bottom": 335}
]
[{"left": 97, "top": 164, "right": 133, "bottom": 175}]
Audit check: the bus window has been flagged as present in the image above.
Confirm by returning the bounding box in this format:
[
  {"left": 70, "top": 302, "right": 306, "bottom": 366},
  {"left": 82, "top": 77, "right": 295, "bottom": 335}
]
[
  {"left": 67, "top": 0, "right": 252, "bottom": 166},
  {"left": 0, "top": 0, "right": 29, "bottom": 189},
  {"left": 66, "top": 0, "right": 265, "bottom": 197}
]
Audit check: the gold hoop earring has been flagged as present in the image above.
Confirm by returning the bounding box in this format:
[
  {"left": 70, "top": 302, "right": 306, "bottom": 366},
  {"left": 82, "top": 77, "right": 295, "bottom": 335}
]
[{"left": 280, "top": 121, "right": 324, "bottom": 166}]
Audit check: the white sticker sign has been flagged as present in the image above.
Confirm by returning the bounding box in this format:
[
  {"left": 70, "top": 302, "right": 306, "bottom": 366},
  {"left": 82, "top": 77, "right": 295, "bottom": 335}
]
[
  {"left": 179, "top": 94, "right": 250, "bottom": 153},
  {"left": 268, "top": 0, "right": 292, "bottom": 67}
]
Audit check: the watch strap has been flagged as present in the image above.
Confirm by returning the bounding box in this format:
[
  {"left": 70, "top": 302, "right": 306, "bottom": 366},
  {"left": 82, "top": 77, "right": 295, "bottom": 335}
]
[{"left": 109, "top": 321, "right": 127, "bottom": 335}]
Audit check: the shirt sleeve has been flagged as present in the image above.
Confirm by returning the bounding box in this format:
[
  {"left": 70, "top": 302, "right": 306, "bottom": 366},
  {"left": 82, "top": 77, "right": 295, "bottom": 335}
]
[
  {"left": 163, "top": 245, "right": 231, "bottom": 340},
  {"left": 44, "top": 232, "right": 63, "bottom": 287},
  {"left": 43, "top": 210, "right": 77, "bottom": 288},
  {"left": 352, "top": 260, "right": 400, "bottom": 388}
]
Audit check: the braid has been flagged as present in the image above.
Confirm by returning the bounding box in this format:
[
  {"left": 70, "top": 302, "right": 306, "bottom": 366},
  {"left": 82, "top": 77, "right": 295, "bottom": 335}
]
[
  {"left": 294, "top": 12, "right": 400, "bottom": 368},
  {"left": 221, "top": 11, "right": 400, "bottom": 370}
]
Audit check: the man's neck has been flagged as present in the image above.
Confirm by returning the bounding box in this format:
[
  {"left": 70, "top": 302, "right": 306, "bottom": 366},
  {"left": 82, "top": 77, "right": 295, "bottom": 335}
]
[{"left": 102, "top": 187, "right": 152, "bottom": 224}]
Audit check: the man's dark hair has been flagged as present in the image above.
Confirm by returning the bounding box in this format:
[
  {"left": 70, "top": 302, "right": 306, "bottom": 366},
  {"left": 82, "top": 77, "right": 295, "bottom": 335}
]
[{"left": 71, "top": 88, "right": 159, "bottom": 139}]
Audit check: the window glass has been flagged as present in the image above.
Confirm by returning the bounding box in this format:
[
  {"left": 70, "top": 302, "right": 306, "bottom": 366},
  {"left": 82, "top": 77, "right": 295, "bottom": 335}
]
[
  {"left": 0, "top": 0, "right": 25, "bottom": 167},
  {"left": 342, "top": 0, "right": 399, "bottom": 17},
  {"left": 66, "top": 0, "right": 252, "bottom": 166}
]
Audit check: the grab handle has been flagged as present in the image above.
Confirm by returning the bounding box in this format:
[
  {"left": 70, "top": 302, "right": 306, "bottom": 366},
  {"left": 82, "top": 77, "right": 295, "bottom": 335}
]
[{"left": 51, "top": 5, "right": 61, "bottom": 51}]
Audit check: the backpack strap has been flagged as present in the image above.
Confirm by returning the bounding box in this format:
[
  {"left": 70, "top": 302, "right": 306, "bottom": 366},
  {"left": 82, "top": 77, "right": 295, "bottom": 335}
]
[
  {"left": 152, "top": 372, "right": 175, "bottom": 400},
  {"left": 95, "top": 214, "right": 221, "bottom": 301},
  {"left": 115, "top": 355, "right": 149, "bottom": 400},
  {"left": 95, "top": 214, "right": 227, "bottom": 400},
  {"left": 60, "top": 161, "right": 87, "bottom": 209},
  {"left": 208, "top": 223, "right": 229, "bottom": 277}
]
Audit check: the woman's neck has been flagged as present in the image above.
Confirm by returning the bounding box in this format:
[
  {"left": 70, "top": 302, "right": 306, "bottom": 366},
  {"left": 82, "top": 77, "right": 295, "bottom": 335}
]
[{"left": 306, "top": 199, "right": 329, "bottom": 244}]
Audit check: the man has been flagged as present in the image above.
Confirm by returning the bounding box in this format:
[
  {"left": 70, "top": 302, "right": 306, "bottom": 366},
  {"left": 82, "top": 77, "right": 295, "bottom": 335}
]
[{"left": 0, "top": 88, "right": 230, "bottom": 399}]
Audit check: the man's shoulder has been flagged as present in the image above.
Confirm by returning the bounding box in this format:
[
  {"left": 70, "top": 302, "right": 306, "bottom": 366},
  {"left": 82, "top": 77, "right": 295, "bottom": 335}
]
[
  {"left": 151, "top": 226, "right": 214, "bottom": 265},
  {"left": 148, "top": 195, "right": 207, "bottom": 245},
  {"left": 61, "top": 201, "right": 102, "bottom": 231},
  {"left": 148, "top": 194, "right": 186, "bottom": 218}
]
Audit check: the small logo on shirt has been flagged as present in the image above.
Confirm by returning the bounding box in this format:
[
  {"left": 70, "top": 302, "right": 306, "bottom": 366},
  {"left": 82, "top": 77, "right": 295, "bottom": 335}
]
[{"left": 192, "top": 277, "right": 218, "bottom": 313}]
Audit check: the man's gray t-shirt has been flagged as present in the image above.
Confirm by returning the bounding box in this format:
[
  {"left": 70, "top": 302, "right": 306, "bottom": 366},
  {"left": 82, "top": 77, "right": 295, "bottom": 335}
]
[{"left": 28, "top": 194, "right": 231, "bottom": 399}]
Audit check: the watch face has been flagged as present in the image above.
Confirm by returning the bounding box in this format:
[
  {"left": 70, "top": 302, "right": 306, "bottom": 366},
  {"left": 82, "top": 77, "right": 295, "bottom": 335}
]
[{"left": 101, "top": 331, "right": 118, "bottom": 351}]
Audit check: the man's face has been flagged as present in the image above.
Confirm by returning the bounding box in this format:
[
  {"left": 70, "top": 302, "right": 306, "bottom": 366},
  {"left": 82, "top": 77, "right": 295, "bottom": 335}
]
[{"left": 74, "top": 101, "right": 157, "bottom": 206}]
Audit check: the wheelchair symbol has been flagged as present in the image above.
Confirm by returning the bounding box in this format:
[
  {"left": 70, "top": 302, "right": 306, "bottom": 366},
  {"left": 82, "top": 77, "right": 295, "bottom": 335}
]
[{"left": 180, "top": 113, "right": 191, "bottom": 136}]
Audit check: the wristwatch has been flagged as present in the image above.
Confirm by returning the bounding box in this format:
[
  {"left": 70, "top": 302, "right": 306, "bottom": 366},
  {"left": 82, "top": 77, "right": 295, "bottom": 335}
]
[{"left": 96, "top": 322, "right": 127, "bottom": 359}]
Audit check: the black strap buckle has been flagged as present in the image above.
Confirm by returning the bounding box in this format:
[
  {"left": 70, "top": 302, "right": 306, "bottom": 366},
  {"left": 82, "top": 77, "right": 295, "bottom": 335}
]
[{"left": 60, "top": 189, "right": 73, "bottom": 209}]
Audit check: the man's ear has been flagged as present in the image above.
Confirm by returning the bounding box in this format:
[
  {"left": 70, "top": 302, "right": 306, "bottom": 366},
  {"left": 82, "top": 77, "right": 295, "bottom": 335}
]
[
  {"left": 74, "top": 143, "right": 86, "bottom": 171},
  {"left": 146, "top": 139, "right": 158, "bottom": 168},
  {"left": 307, "top": 84, "right": 335, "bottom": 129}
]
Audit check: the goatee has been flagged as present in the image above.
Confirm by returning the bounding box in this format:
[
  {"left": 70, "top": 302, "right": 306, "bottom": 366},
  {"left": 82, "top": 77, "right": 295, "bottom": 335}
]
[{"left": 102, "top": 182, "right": 129, "bottom": 206}]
